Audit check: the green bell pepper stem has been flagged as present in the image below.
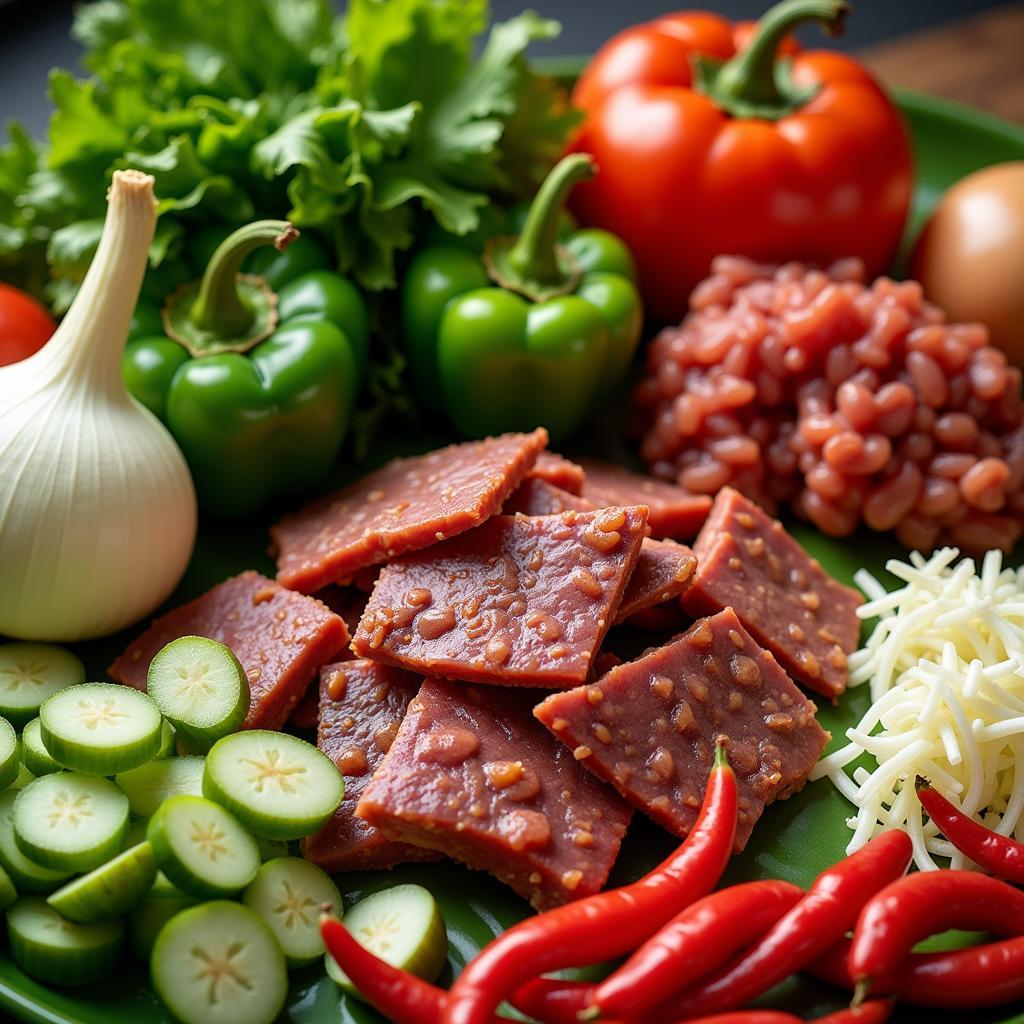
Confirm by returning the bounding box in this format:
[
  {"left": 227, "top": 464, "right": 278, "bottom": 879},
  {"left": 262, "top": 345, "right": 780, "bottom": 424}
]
[
  {"left": 698, "top": 0, "right": 848, "bottom": 120},
  {"left": 191, "top": 220, "right": 298, "bottom": 336},
  {"left": 486, "top": 154, "right": 596, "bottom": 301}
]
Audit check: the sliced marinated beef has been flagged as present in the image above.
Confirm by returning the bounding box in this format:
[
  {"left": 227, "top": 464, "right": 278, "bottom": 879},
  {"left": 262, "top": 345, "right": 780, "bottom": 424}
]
[
  {"left": 526, "top": 451, "right": 586, "bottom": 494},
  {"left": 577, "top": 457, "right": 712, "bottom": 539},
  {"left": 109, "top": 572, "right": 348, "bottom": 730},
  {"left": 356, "top": 679, "right": 632, "bottom": 910},
  {"left": 352, "top": 508, "right": 647, "bottom": 687},
  {"left": 683, "top": 488, "right": 861, "bottom": 699},
  {"left": 535, "top": 609, "right": 829, "bottom": 850},
  {"left": 302, "top": 660, "right": 439, "bottom": 873},
  {"left": 272, "top": 430, "right": 548, "bottom": 592}
]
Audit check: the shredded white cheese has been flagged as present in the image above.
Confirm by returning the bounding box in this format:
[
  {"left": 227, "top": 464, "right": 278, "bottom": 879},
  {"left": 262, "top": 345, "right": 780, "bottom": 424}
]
[{"left": 813, "top": 547, "right": 1024, "bottom": 870}]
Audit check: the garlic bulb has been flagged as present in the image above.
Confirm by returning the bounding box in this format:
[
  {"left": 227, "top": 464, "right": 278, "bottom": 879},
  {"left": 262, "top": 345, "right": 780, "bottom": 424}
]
[{"left": 0, "top": 171, "right": 197, "bottom": 641}]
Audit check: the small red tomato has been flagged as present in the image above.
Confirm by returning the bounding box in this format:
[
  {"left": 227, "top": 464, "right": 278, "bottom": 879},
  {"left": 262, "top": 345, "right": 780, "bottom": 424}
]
[
  {"left": 911, "top": 161, "right": 1024, "bottom": 369},
  {"left": 0, "top": 283, "right": 56, "bottom": 367}
]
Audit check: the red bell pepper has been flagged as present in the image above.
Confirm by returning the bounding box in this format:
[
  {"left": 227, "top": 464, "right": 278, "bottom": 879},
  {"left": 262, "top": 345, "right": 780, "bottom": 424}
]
[
  {"left": 569, "top": 0, "right": 913, "bottom": 322},
  {"left": 0, "top": 283, "right": 55, "bottom": 367}
]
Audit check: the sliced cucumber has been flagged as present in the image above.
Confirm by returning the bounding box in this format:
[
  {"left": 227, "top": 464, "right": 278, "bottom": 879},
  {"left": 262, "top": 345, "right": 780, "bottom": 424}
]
[
  {"left": 0, "top": 716, "right": 18, "bottom": 791},
  {"left": 128, "top": 874, "right": 200, "bottom": 962},
  {"left": 325, "top": 884, "right": 448, "bottom": 999},
  {"left": 21, "top": 717, "right": 61, "bottom": 777},
  {"left": 0, "top": 643, "right": 85, "bottom": 727},
  {"left": 124, "top": 818, "right": 149, "bottom": 848},
  {"left": 154, "top": 720, "right": 177, "bottom": 759},
  {"left": 147, "top": 636, "right": 250, "bottom": 751},
  {"left": 13, "top": 772, "right": 129, "bottom": 872},
  {"left": 9, "top": 763, "right": 34, "bottom": 791},
  {"left": 115, "top": 755, "right": 205, "bottom": 819},
  {"left": 256, "top": 836, "right": 291, "bottom": 862},
  {"left": 0, "top": 791, "right": 70, "bottom": 892},
  {"left": 147, "top": 794, "right": 260, "bottom": 898},
  {"left": 0, "top": 862, "right": 17, "bottom": 910},
  {"left": 47, "top": 841, "right": 157, "bottom": 923},
  {"left": 242, "top": 856, "right": 341, "bottom": 968},
  {"left": 203, "top": 730, "right": 344, "bottom": 840},
  {"left": 40, "top": 682, "right": 162, "bottom": 775},
  {"left": 151, "top": 901, "right": 287, "bottom": 1024},
  {"left": 8, "top": 896, "right": 124, "bottom": 987}
]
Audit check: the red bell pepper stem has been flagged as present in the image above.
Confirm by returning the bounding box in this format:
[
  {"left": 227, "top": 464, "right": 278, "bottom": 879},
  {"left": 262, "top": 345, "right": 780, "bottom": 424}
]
[
  {"left": 443, "top": 742, "right": 738, "bottom": 1024},
  {"left": 653, "top": 830, "right": 913, "bottom": 1019},
  {"left": 586, "top": 879, "right": 804, "bottom": 1019},
  {"left": 849, "top": 869, "right": 1024, "bottom": 1003},
  {"left": 808, "top": 935, "right": 1024, "bottom": 1009},
  {"left": 916, "top": 776, "right": 1024, "bottom": 882}
]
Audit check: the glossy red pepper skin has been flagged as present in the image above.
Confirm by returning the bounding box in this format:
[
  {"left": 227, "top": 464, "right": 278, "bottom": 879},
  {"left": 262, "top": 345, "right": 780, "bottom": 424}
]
[
  {"left": 568, "top": 5, "right": 912, "bottom": 322},
  {"left": 814, "top": 1003, "right": 892, "bottom": 1024},
  {"left": 917, "top": 777, "right": 1024, "bottom": 882},
  {"left": 320, "top": 916, "right": 450, "bottom": 1024},
  {"left": 656, "top": 830, "right": 913, "bottom": 1019},
  {"left": 849, "top": 869, "right": 1024, "bottom": 993},
  {"left": 809, "top": 935, "right": 1024, "bottom": 1009},
  {"left": 0, "top": 282, "right": 55, "bottom": 367},
  {"left": 443, "top": 744, "right": 738, "bottom": 1024},
  {"left": 589, "top": 879, "right": 804, "bottom": 1018}
]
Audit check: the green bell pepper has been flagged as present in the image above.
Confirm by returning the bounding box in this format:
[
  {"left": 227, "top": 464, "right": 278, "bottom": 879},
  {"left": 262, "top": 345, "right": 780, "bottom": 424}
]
[
  {"left": 124, "top": 221, "right": 369, "bottom": 518},
  {"left": 401, "top": 154, "right": 643, "bottom": 441}
]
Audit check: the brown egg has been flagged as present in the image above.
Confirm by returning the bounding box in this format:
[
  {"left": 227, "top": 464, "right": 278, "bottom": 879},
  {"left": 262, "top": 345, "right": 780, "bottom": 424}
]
[{"left": 910, "top": 161, "right": 1024, "bottom": 368}]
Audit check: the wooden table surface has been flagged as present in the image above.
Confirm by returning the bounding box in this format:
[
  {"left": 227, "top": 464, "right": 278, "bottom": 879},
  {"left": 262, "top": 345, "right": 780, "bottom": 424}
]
[{"left": 858, "top": 1, "right": 1024, "bottom": 123}]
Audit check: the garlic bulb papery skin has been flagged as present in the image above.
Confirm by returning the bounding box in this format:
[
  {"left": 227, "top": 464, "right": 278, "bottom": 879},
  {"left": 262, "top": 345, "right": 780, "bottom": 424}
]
[{"left": 0, "top": 170, "right": 197, "bottom": 641}]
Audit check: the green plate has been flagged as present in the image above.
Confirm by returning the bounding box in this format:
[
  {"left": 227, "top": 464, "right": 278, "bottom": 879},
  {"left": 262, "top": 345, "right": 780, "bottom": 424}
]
[{"left": 3, "top": 87, "right": 1024, "bottom": 1024}]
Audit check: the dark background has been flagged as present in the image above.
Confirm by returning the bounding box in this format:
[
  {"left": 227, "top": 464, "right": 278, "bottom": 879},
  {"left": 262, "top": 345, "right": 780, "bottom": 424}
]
[{"left": 0, "top": 0, "right": 1011, "bottom": 137}]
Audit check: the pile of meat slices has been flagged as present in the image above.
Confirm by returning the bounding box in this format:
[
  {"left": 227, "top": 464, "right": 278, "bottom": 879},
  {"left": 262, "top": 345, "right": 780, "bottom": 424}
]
[{"left": 109, "top": 430, "right": 862, "bottom": 911}]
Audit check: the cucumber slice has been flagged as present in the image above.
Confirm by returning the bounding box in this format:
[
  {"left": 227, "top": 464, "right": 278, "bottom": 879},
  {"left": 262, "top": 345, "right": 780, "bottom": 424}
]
[
  {"left": 124, "top": 818, "right": 149, "bottom": 848},
  {"left": 256, "top": 836, "right": 291, "bottom": 862},
  {"left": 10, "top": 763, "right": 34, "bottom": 791},
  {"left": 242, "top": 856, "right": 341, "bottom": 968},
  {"left": 0, "top": 862, "right": 17, "bottom": 910},
  {"left": 203, "top": 731, "right": 344, "bottom": 840},
  {"left": 40, "top": 682, "right": 162, "bottom": 775},
  {"left": 115, "top": 755, "right": 205, "bottom": 819},
  {"left": 0, "top": 716, "right": 18, "bottom": 791},
  {"left": 151, "top": 901, "right": 287, "bottom": 1024},
  {"left": 21, "top": 717, "right": 61, "bottom": 777},
  {"left": 7, "top": 896, "right": 124, "bottom": 987},
  {"left": 128, "top": 874, "right": 200, "bottom": 962},
  {"left": 147, "top": 794, "right": 260, "bottom": 898},
  {"left": 0, "top": 790, "right": 70, "bottom": 892},
  {"left": 325, "top": 884, "right": 447, "bottom": 999},
  {"left": 13, "top": 772, "right": 129, "bottom": 872},
  {"left": 47, "top": 841, "right": 157, "bottom": 923},
  {"left": 0, "top": 643, "right": 85, "bottom": 727},
  {"left": 147, "top": 636, "right": 250, "bottom": 751},
  {"left": 154, "top": 720, "right": 177, "bottom": 759}
]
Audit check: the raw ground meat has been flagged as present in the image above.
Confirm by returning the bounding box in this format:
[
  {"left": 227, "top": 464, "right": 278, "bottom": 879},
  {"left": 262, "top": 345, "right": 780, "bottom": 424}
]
[
  {"left": 272, "top": 430, "right": 548, "bottom": 592},
  {"left": 684, "top": 488, "right": 861, "bottom": 700},
  {"left": 635, "top": 256, "right": 1024, "bottom": 553},
  {"left": 108, "top": 572, "right": 349, "bottom": 730},
  {"left": 356, "top": 679, "right": 633, "bottom": 910},
  {"left": 352, "top": 508, "right": 647, "bottom": 687},
  {"left": 534, "top": 609, "right": 829, "bottom": 850},
  {"left": 302, "top": 660, "right": 440, "bottom": 873}
]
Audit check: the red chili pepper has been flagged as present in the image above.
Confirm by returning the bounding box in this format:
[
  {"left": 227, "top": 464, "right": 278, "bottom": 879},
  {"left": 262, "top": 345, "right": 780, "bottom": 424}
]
[
  {"left": 585, "top": 879, "right": 804, "bottom": 1019},
  {"left": 653, "top": 830, "right": 913, "bottom": 1019},
  {"left": 320, "top": 915, "right": 450, "bottom": 1024},
  {"left": 443, "top": 742, "right": 738, "bottom": 1024},
  {"left": 510, "top": 977, "right": 592, "bottom": 1023},
  {"left": 813, "top": 1003, "right": 892, "bottom": 1024},
  {"left": 849, "top": 869, "right": 1024, "bottom": 1003},
  {"left": 917, "top": 776, "right": 1024, "bottom": 882},
  {"left": 808, "top": 935, "right": 1024, "bottom": 1009}
]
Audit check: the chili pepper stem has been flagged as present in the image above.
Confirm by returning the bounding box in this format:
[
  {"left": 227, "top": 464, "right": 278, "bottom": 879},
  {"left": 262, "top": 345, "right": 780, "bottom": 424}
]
[
  {"left": 694, "top": 0, "right": 849, "bottom": 120},
  {"left": 852, "top": 979, "right": 871, "bottom": 1008},
  {"left": 162, "top": 220, "right": 298, "bottom": 357},
  {"left": 578, "top": 1007, "right": 600, "bottom": 1021},
  {"left": 483, "top": 154, "right": 595, "bottom": 302}
]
